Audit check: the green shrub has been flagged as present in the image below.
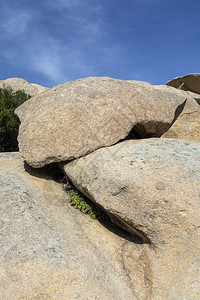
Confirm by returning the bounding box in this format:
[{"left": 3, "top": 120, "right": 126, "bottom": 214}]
[
  {"left": 69, "top": 189, "right": 104, "bottom": 219},
  {"left": 0, "top": 88, "right": 31, "bottom": 152}
]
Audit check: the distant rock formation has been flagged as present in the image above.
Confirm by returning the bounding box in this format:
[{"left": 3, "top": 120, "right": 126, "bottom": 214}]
[
  {"left": 0, "top": 77, "right": 48, "bottom": 96},
  {"left": 166, "top": 73, "right": 200, "bottom": 94}
]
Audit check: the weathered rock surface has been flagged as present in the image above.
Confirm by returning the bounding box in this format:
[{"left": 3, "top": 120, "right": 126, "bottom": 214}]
[
  {"left": 186, "top": 90, "right": 200, "bottom": 105},
  {"left": 0, "top": 152, "right": 140, "bottom": 299},
  {"left": 15, "top": 77, "right": 187, "bottom": 168},
  {"left": 161, "top": 97, "right": 200, "bottom": 141},
  {"left": 0, "top": 77, "right": 47, "bottom": 96},
  {"left": 166, "top": 73, "right": 200, "bottom": 94},
  {"left": 63, "top": 138, "right": 200, "bottom": 299}
]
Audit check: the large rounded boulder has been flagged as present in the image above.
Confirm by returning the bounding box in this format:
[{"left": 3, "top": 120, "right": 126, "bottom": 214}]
[
  {"left": 63, "top": 138, "right": 200, "bottom": 298},
  {"left": 15, "top": 77, "right": 187, "bottom": 168}
]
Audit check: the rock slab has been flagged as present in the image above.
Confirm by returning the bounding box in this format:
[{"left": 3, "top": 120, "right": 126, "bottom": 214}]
[
  {"left": 15, "top": 77, "right": 187, "bottom": 167},
  {"left": 166, "top": 73, "right": 200, "bottom": 94},
  {"left": 0, "top": 152, "right": 139, "bottom": 299},
  {"left": 63, "top": 138, "right": 200, "bottom": 299}
]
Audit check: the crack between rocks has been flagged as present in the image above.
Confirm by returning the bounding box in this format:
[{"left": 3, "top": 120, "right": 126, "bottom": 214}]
[
  {"left": 107, "top": 211, "right": 151, "bottom": 244},
  {"left": 171, "top": 98, "right": 187, "bottom": 124}
]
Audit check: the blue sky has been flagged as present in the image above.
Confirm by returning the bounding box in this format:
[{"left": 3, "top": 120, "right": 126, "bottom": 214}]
[{"left": 0, "top": 0, "right": 199, "bottom": 87}]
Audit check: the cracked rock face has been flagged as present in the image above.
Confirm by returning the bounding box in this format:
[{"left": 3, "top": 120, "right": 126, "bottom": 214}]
[
  {"left": 166, "top": 73, "right": 200, "bottom": 95},
  {"left": 15, "top": 77, "right": 187, "bottom": 168},
  {"left": 63, "top": 138, "right": 200, "bottom": 298},
  {"left": 0, "top": 152, "right": 138, "bottom": 299}
]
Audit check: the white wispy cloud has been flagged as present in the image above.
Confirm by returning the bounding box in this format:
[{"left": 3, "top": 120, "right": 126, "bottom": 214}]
[
  {"left": 27, "top": 35, "right": 96, "bottom": 83},
  {"left": 131, "top": 0, "right": 185, "bottom": 4},
  {"left": 47, "top": 0, "right": 106, "bottom": 42},
  {"left": 2, "top": 13, "right": 31, "bottom": 36},
  {"left": 47, "top": 0, "right": 103, "bottom": 13},
  {"left": 0, "top": 0, "right": 120, "bottom": 85},
  {"left": 47, "top": 0, "right": 84, "bottom": 9},
  {"left": 0, "top": 1, "right": 32, "bottom": 38}
]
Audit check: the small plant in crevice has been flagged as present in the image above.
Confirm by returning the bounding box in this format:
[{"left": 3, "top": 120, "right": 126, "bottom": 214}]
[
  {"left": 178, "top": 82, "right": 185, "bottom": 90},
  {"left": 68, "top": 189, "right": 104, "bottom": 220},
  {"left": 62, "top": 178, "right": 144, "bottom": 243}
]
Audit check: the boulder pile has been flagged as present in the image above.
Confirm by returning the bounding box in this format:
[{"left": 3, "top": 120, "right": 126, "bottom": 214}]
[
  {"left": 0, "top": 74, "right": 199, "bottom": 299},
  {"left": 15, "top": 77, "right": 188, "bottom": 167},
  {"left": 64, "top": 138, "right": 200, "bottom": 298}
]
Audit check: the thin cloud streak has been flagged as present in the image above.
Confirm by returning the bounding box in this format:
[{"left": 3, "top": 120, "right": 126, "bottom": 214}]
[
  {"left": 0, "top": 2, "right": 32, "bottom": 38},
  {"left": 1, "top": 0, "right": 194, "bottom": 86},
  {"left": 0, "top": 0, "right": 121, "bottom": 85},
  {"left": 1, "top": 13, "right": 31, "bottom": 36},
  {"left": 28, "top": 36, "right": 96, "bottom": 83},
  {"left": 128, "top": 0, "right": 186, "bottom": 4}
]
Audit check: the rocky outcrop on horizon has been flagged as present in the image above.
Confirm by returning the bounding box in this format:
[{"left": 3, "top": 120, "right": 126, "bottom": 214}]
[
  {"left": 166, "top": 73, "right": 200, "bottom": 94},
  {"left": 0, "top": 74, "right": 200, "bottom": 299},
  {"left": 0, "top": 77, "right": 48, "bottom": 96}
]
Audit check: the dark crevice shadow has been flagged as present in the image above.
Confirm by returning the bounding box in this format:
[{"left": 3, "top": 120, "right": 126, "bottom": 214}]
[
  {"left": 171, "top": 98, "right": 187, "bottom": 124},
  {"left": 98, "top": 214, "right": 144, "bottom": 244},
  {"left": 116, "top": 122, "right": 165, "bottom": 144},
  {"left": 116, "top": 99, "right": 187, "bottom": 143},
  {"left": 128, "top": 123, "right": 162, "bottom": 139},
  {"left": 105, "top": 212, "right": 151, "bottom": 244},
  {"left": 24, "top": 161, "right": 66, "bottom": 182}
]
